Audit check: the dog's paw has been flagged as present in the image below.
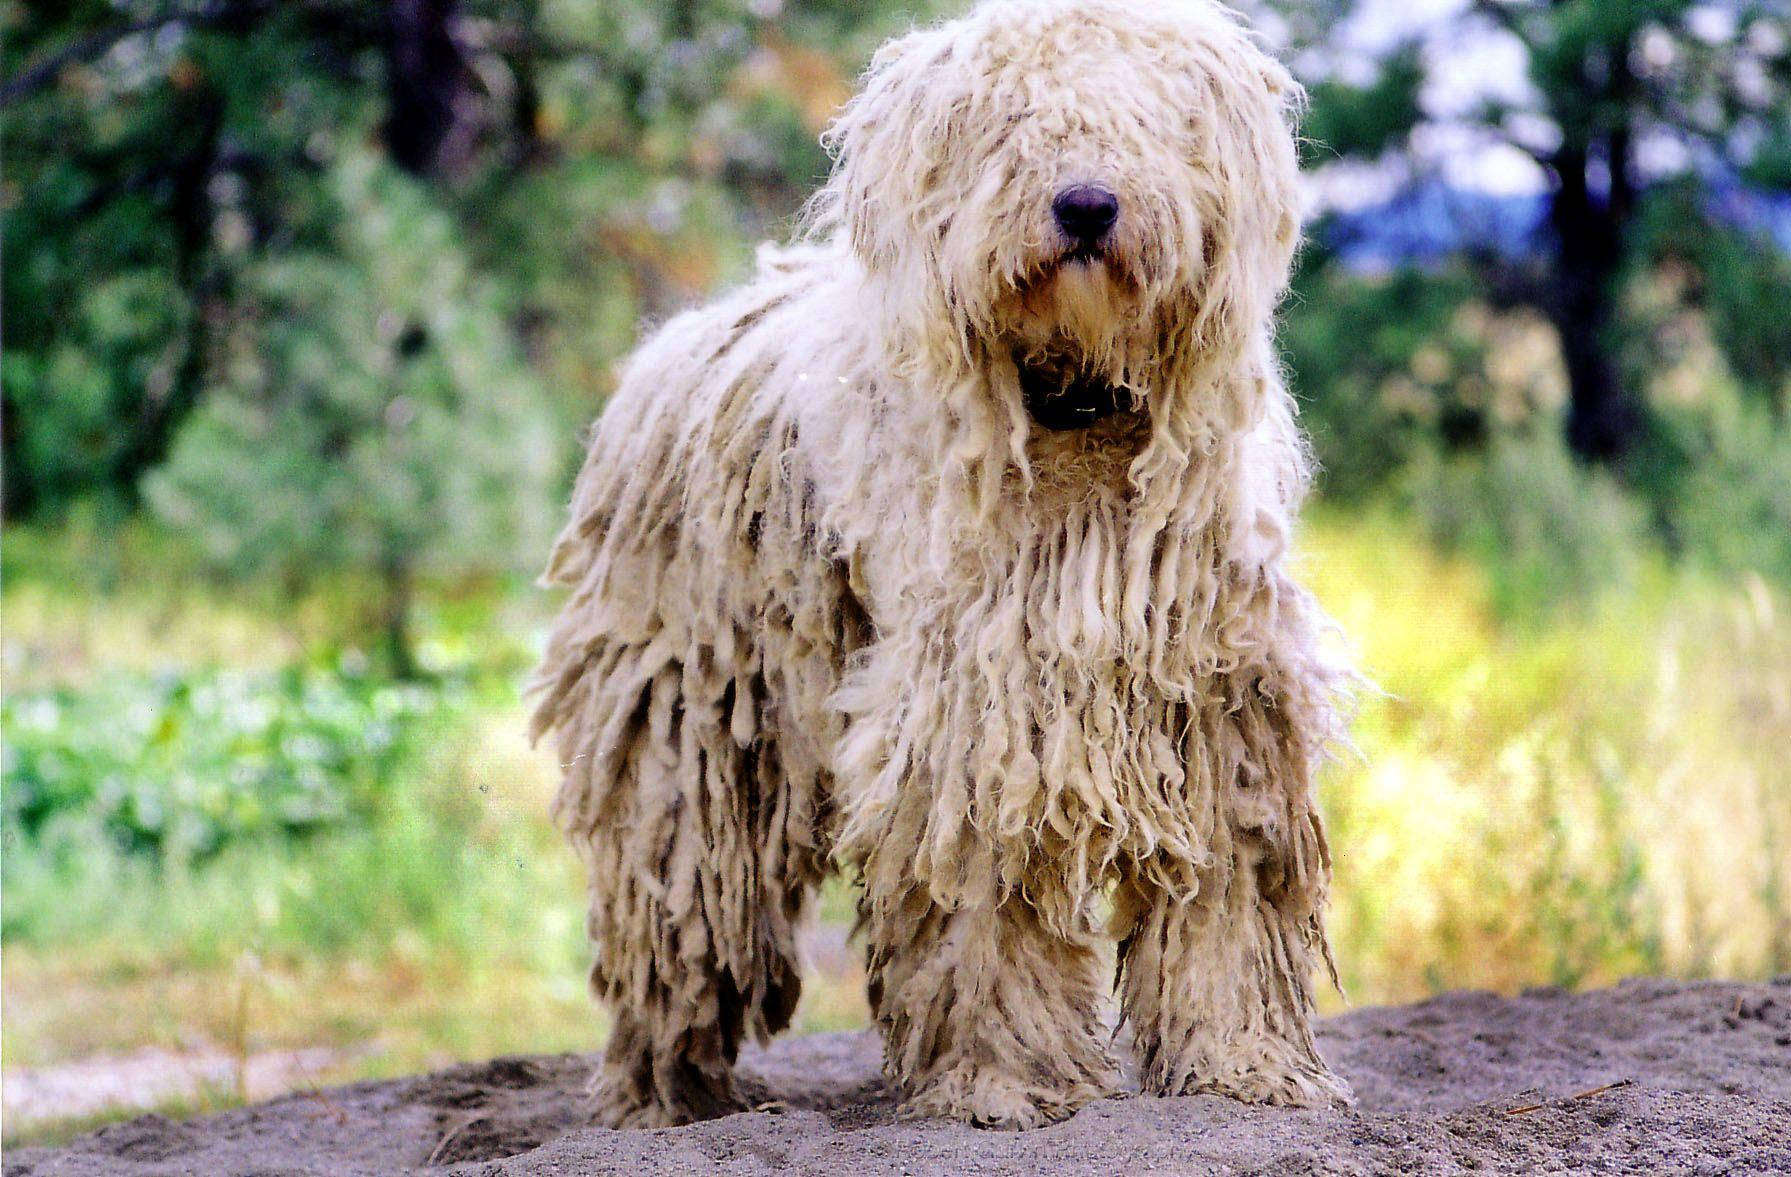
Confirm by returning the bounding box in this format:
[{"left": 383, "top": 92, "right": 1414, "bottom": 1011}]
[
  {"left": 901, "top": 1066, "right": 1113, "bottom": 1130},
  {"left": 591, "top": 1064, "right": 743, "bottom": 1129},
  {"left": 1141, "top": 1038, "right": 1353, "bottom": 1109},
  {"left": 1187, "top": 1060, "right": 1353, "bottom": 1108}
]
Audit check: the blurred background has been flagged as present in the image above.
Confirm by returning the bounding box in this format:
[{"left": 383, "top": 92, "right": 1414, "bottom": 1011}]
[{"left": 3, "top": 0, "right": 1788, "bottom": 1147}]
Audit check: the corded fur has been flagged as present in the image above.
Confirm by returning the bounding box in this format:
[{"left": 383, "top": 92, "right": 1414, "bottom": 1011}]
[{"left": 531, "top": 0, "right": 1353, "bottom": 1129}]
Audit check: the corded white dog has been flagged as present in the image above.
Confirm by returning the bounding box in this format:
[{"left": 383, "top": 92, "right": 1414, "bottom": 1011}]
[{"left": 532, "top": 0, "right": 1354, "bottom": 1130}]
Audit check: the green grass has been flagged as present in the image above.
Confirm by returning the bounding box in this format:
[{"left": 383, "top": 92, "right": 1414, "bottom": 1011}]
[{"left": 3, "top": 509, "right": 1788, "bottom": 1143}]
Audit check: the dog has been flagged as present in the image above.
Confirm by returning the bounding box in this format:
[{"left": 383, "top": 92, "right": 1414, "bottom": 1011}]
[{"left": 531, "top": 0, "right": 1352, "bottom": 1129}]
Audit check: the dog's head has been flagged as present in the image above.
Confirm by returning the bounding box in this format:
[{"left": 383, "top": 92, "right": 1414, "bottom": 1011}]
[{"left": 816, "top": 0, "right": 1303, "bottom": 433}]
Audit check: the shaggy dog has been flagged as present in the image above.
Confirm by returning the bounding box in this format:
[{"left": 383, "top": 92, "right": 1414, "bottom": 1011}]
[{"left": 531, "top": 0, "right": 1353, "bottom": 1130}]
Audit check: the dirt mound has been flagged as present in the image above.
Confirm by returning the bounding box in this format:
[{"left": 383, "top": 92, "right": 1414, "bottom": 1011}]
[{"left": 8, "top": 978, "right": 1789, "bottom": 1176}]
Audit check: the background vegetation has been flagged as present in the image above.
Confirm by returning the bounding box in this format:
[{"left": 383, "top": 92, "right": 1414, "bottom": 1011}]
[{"left": 3, "top": 0, "right": 1788, "bottom": 1145}]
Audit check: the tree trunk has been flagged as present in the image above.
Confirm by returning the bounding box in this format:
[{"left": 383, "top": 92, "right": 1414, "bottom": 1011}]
[
  {"left": 1546, "top": 141, "right": 1640, "bottom": 463},
  {"left": 380, "top": 549, "right": 419, "bottom": 680},
  {"left": 383, "top": 0, "right": 467, "bottom": 176},
  {"left": 1554, "top": 304, "right": 1635, "bottom": 462},
  {"left": 111, "top": 86, "right": 226, "bottom": 499}
]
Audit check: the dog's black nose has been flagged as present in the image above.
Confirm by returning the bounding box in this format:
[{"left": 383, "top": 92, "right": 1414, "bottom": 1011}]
[{"left": 1051, "top": 185, "right": 1119, "bottom": 244}]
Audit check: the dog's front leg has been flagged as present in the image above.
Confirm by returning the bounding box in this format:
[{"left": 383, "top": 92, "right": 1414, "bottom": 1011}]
[
  {"left": 1114, "top": 854, "right": 1351, "bottom": 1107},
  {"left": 860, "top": 876, "right": 1119, "bottom": 1128},
  {"left": 1114, "top": 679, "right": 1352, "bottom": 1108}
]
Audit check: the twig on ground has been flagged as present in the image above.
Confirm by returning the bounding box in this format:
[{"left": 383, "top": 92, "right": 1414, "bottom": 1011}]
[
  {"left": 296, "top": 1055, "right": 348, "bottom": 1126},
  {"left": 427, "top": 1114, "right": 487, "bottom": 1165},
  {"left": 301, "top": 1086, "right": 349, "bottom": 1125},
  {"left": 1503, "top": 1078, "right": 1634, "bottom": 1116}
]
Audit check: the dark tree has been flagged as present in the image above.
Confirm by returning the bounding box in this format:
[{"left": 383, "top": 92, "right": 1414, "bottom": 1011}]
[
  {"left": 1289, "top": 0, "right": 1791, "bottom": 462},
  {"left": 382, "top": 0, "right": 474, "bottom": 176}
]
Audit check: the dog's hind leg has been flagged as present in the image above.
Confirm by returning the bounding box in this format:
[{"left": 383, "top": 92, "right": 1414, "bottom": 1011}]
[
  {"left": 1115, "top": 677, "right": 1351, "bottom": 1107},
  {"left": 861, "top": 872, "right": 1119, "bottom": 1129},
  {"left": 548, "top": 645, "right": 819, "bottom": 1128}
]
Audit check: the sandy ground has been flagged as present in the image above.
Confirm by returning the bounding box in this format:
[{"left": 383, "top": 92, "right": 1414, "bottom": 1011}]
[{"left": 7, "top": 977, "right": 1789, "bottom": 1176}]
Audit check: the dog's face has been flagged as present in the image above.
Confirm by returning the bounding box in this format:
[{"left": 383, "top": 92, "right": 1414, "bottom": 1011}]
[{"left": 820, "top": 0, "right": 1303, "bottom": 430}]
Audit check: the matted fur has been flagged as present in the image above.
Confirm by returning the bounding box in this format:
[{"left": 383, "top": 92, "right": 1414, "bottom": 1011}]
[{"left": 531, "top": 0, "right": 1353, "bottom": 1130}]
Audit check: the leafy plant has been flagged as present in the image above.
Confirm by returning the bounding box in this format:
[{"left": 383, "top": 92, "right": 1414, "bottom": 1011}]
[{"left": 2, "top": 658, "right": 465, "bottom": 863}]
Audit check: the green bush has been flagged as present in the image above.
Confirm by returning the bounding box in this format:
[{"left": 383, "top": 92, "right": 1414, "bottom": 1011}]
[
  {"left": 1, "top": 658, "right": 465, "bottom": 864},
  {"left": 1401, "top": 429, "right": 1655, "bottom": 618},
  {"left": 1637, "top": 401, "right": 1791, "bottom": 586},
  {"left": 1282, "top": 260, "right": 1480, "bottom": 501}
]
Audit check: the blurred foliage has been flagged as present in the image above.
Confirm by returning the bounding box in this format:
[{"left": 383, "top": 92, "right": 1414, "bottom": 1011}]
[
  {"left": 1307, "top": 510, "right": 1791, "bottom": 996},
  {"left": 1282, "top": 260, "right": 1484, "bottom": 499},
  {"left": 1648, "top": 399, "right": 1791, "bottom": 583},
  {"left": 1, "top": 0, "right": 922, "bottom": 668},
  {"left": 1297, "top": 44, "right": 1424, "bottom": 167},
  {"left": 140, "top": 151, "right": 561, "bottom": 670},
  {"left": 1290, "top": 0, "right": 1791, "bottom": 463},
  {"left": 1, "top": 659, "right": 461, "bottom": 866},
  {"left": 1631, "top": 183, "right": 1791, "bottom": 412},
  {"left": 1400, "top": 431, "right": 1652, "bottom": 619}
]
